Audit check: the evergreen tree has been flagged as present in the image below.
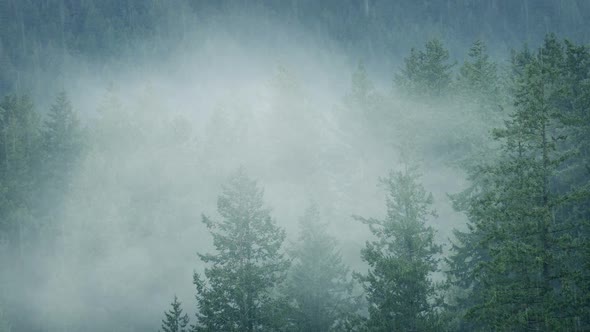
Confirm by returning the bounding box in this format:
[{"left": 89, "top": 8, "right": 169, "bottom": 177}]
[
  {"left": 355, "top": 163, "right": 442, "bottom": 331},
  {"left": 38, "top": 91, "right": 83, "bottom": 222},
  {"left": 160, "top": 295, "right": 190, "bottom": 332},
  {"left": 347, "top": 62, "right": 375, "bottom": 110},
  {"left": 395, "top": 39, "right": 454, "bottom": 98},
  {"left": 284, "top": 203, "right": 359, "bottom": 332},
  {"left": 448, "top": 35, "right": 590, "bottom": 330},
  {"left": 193, "top": 169, "right": 290, "bottom": 332},
  {"left": 0, "top": 94, "right": 39, "bottom": 255},
  {"left": 42, "top": 91, "right": 81, "bottom": 170},
  {"left": 560, "top": 39, "right": 590, "bottom": 330},
  {"left": 456, "top": 40, "right": 502, "bottom": 115},
  {"left": 338, "top": 62, "right": 383, "bottom": 183},
  {"left": 457, "top": 40, "right": 498, "bottom": 92},
  {"left": 344, "top": 61, "right": 390, "bottom": 142}
]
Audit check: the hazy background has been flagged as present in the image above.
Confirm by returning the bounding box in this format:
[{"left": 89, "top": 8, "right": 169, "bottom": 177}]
[{"left": 1, "top": 1, "right": 589, "bottom": 331}]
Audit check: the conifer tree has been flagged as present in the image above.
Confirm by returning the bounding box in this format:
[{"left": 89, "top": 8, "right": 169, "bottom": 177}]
[
  {"left": 348, "top": 62, "right": 374, "bottom": 110},
  {"left": 448, "top": 35, "right": 590, "bottom": 330},
  {"left": 344, "top": 61, "right": 388, "bottom": 140},
  {"left": 0, "top": 95, "right": 39, "bottom": 254},
  {"left": 457, "top": 41, "right": 498, "bottom": 92},
  {"left": 39, "top": 91, "right": 83, "bottom": 222},
  {"left": 560, "top": 39, "right": 590, "bottom": 329},
  {"left": 456, "top": 40, "right": 501, "bottom": 114},
  {"left": 395, "top": 39, "right": 454, "bottom": 98},
  {"left": 160, "top": 295, "right": 190, "bottom": 332},
  {"left": 284, "top": 203, "right": 359, "bottom": 332},
  {"left": 42, "top": 91, "right": 82, "bottom": 174},
  {"left": 355, "top": 163, "right": 442, "bottom": 331},
  {"left": 193, "top": 169, "right": 290, "bottom": 332}
]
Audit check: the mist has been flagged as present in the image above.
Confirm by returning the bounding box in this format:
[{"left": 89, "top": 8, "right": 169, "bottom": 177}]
[{"left": 1, "top": 1, "right": 590, "bottom": 331}]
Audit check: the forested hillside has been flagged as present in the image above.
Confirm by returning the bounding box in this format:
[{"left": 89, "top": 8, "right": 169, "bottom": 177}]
[
  {"left": 0, "top": 1, "right": 589, "bottom": 331},
  {"left": 2, "top": 0, "right": 590, "bottom": 97}
]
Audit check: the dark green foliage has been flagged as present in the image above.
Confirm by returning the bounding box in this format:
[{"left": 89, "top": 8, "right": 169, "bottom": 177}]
[
  {"left": 3, "top": 1, "right": 590, "bottom": 96},
  {"left": 284, "top": 204, "right": 359, "bottom": 332},
  {"left": 160, "top": 296, "right": 190, "bottom": 332},
  {"left": 448, "top": 35, "right": 590, "bottom": 331},
  {"left": 193, "top": 169, "right": 290, "bottom": 332},
  {"left": 395, "top": 39, "right": 454, "bottom": 98},
  {"left": 456, "top": 40, "right": 502, "bottom": 114},
  {"left": 355, "top": 164, "right": 442, "bottom": 331}
]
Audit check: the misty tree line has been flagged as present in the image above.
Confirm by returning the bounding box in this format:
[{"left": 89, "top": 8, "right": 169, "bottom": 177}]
[
  {"left": 3, "top": 0, "right": 590, "bottom": 95},
  {"left": 1, "top": 34, "right": 589, "bottom": 331}
]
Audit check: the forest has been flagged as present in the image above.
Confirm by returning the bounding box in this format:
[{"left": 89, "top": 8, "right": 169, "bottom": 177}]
[{"left": 0, "top": 1, "right": 589, "bottom": 331}]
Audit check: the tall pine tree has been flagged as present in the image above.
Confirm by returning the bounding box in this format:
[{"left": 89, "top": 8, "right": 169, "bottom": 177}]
[
  {"left": 37, "top": 91, "right": 83, "bottom": 235},
  {"left": 160, "top": 295, "right": 190, "bottom": 332},
  {"left": 41, "top": 91, "right": 82, "bottom": 191},
  {"left": 456, "top": 39, "right": 501, "bottom": 109},
  {"left": 395, "top": 39, "right": 454, "bottom": 98},
  {"left": 0, "top": 94, "right": 39, "bottom": 256},
  {"left": 355, "top": 163, "right": 442, "bottom": 331},
  {"left": 448, "top": 35, "right": 590, "bottom": 330},
  {"left": 193, "top": 169, "right": 290, "bottom": 332},
  {"left": 284, "top": 203, "right": 359, "bottom": 332}
]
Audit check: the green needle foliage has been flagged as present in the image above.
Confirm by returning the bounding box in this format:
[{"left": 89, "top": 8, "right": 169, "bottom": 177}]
[
  {"left": 395, "top": 39, "right": 455, "bottom": 99},
  {"left": 355, "top": 163, "right": 442, "bottom": 331},
  {"left": 193, "top": 169, "right": 290, "bottom": 332},
  {"left": 283, "top": 203, "right": 360, "bottom": 332},
  {"left": 160, "top": 296, "right": 190, "bottom": 332},
  {"left": 448, "top": 35, "right": 590, "bottom": 331}
]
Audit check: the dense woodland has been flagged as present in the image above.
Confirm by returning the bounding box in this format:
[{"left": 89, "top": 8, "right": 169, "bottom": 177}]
[{"left": 1, "top": 1, "right": 590, "bottom": 332}]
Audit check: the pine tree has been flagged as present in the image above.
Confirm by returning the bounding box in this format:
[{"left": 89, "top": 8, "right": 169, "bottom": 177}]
[
  {"left": 42, "top": 91, "right": 82, "bottom": 169},
  {"left": 348, "top": 62, "right": 374, "bottom": 110},
  {"left": 344, "top": 61, "right": 389, "bottom": 142},
  {"left": 443, "top": 39, "right": 504, "bottom": 164},
  {"left": 284, "top": 203, "right": 359, "bottom": 332},
  {"left": 448, "top": 35, "right": 590, "bottom": 330},
  {"left": 456, "top": 40, "right": 501, "bottom": 115},
  {"left": 355, "top": 163, "right": 442, "bottom": 331},
  {"left": 0, "top": 94, "right": 39, "bottom": 255},
  {"left": 160, "top": 295, "right": 190, "bottom": 332},
  {"left": 395, "top": 39, "right": 454, "bottom": 98},
  {"left": 457, "top": 41, "right": 498, "bottom": 93},
  {"left": 39, "top": 91, "right": 83, "bottom": 221},
  {"left": 551, "top": 37, "right": 590, "bottom": 330},
  {"left": 193, "top": 169, "right": 290, "bottom": 332}
]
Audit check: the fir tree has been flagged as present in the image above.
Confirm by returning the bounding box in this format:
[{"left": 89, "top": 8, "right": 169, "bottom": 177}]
[
  {"left": 448, "top": 35, "right": 590, "bottom": 330},
  {"left": 355, "top": 163, "right": 442, "bottom": 331},
  {"left": 284, "top": 203, "right": 359, "bottom": 332},
  {"left": 193, "top": 169, "right": 290, "bottom": 332},
  {"left": 39, "top": 91, "right": 83, "bottom": 223},
  {"left": 395, "top": 39, "right": 454, "bottom": 98},
  {"left": 42, "top": 91, "right": 82, "bottom": 172},
  {"left": 0, "top": 94, "right": 39, "bottom": 255},
  {"left": 160, "top": 295, "right": 190, "bottom": 332},
  {"left": 456, "top": 40, "right": 501, "bottom": 115},
  {"left": 561, "top": 39, "right": 590, "bottom": 330}
]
